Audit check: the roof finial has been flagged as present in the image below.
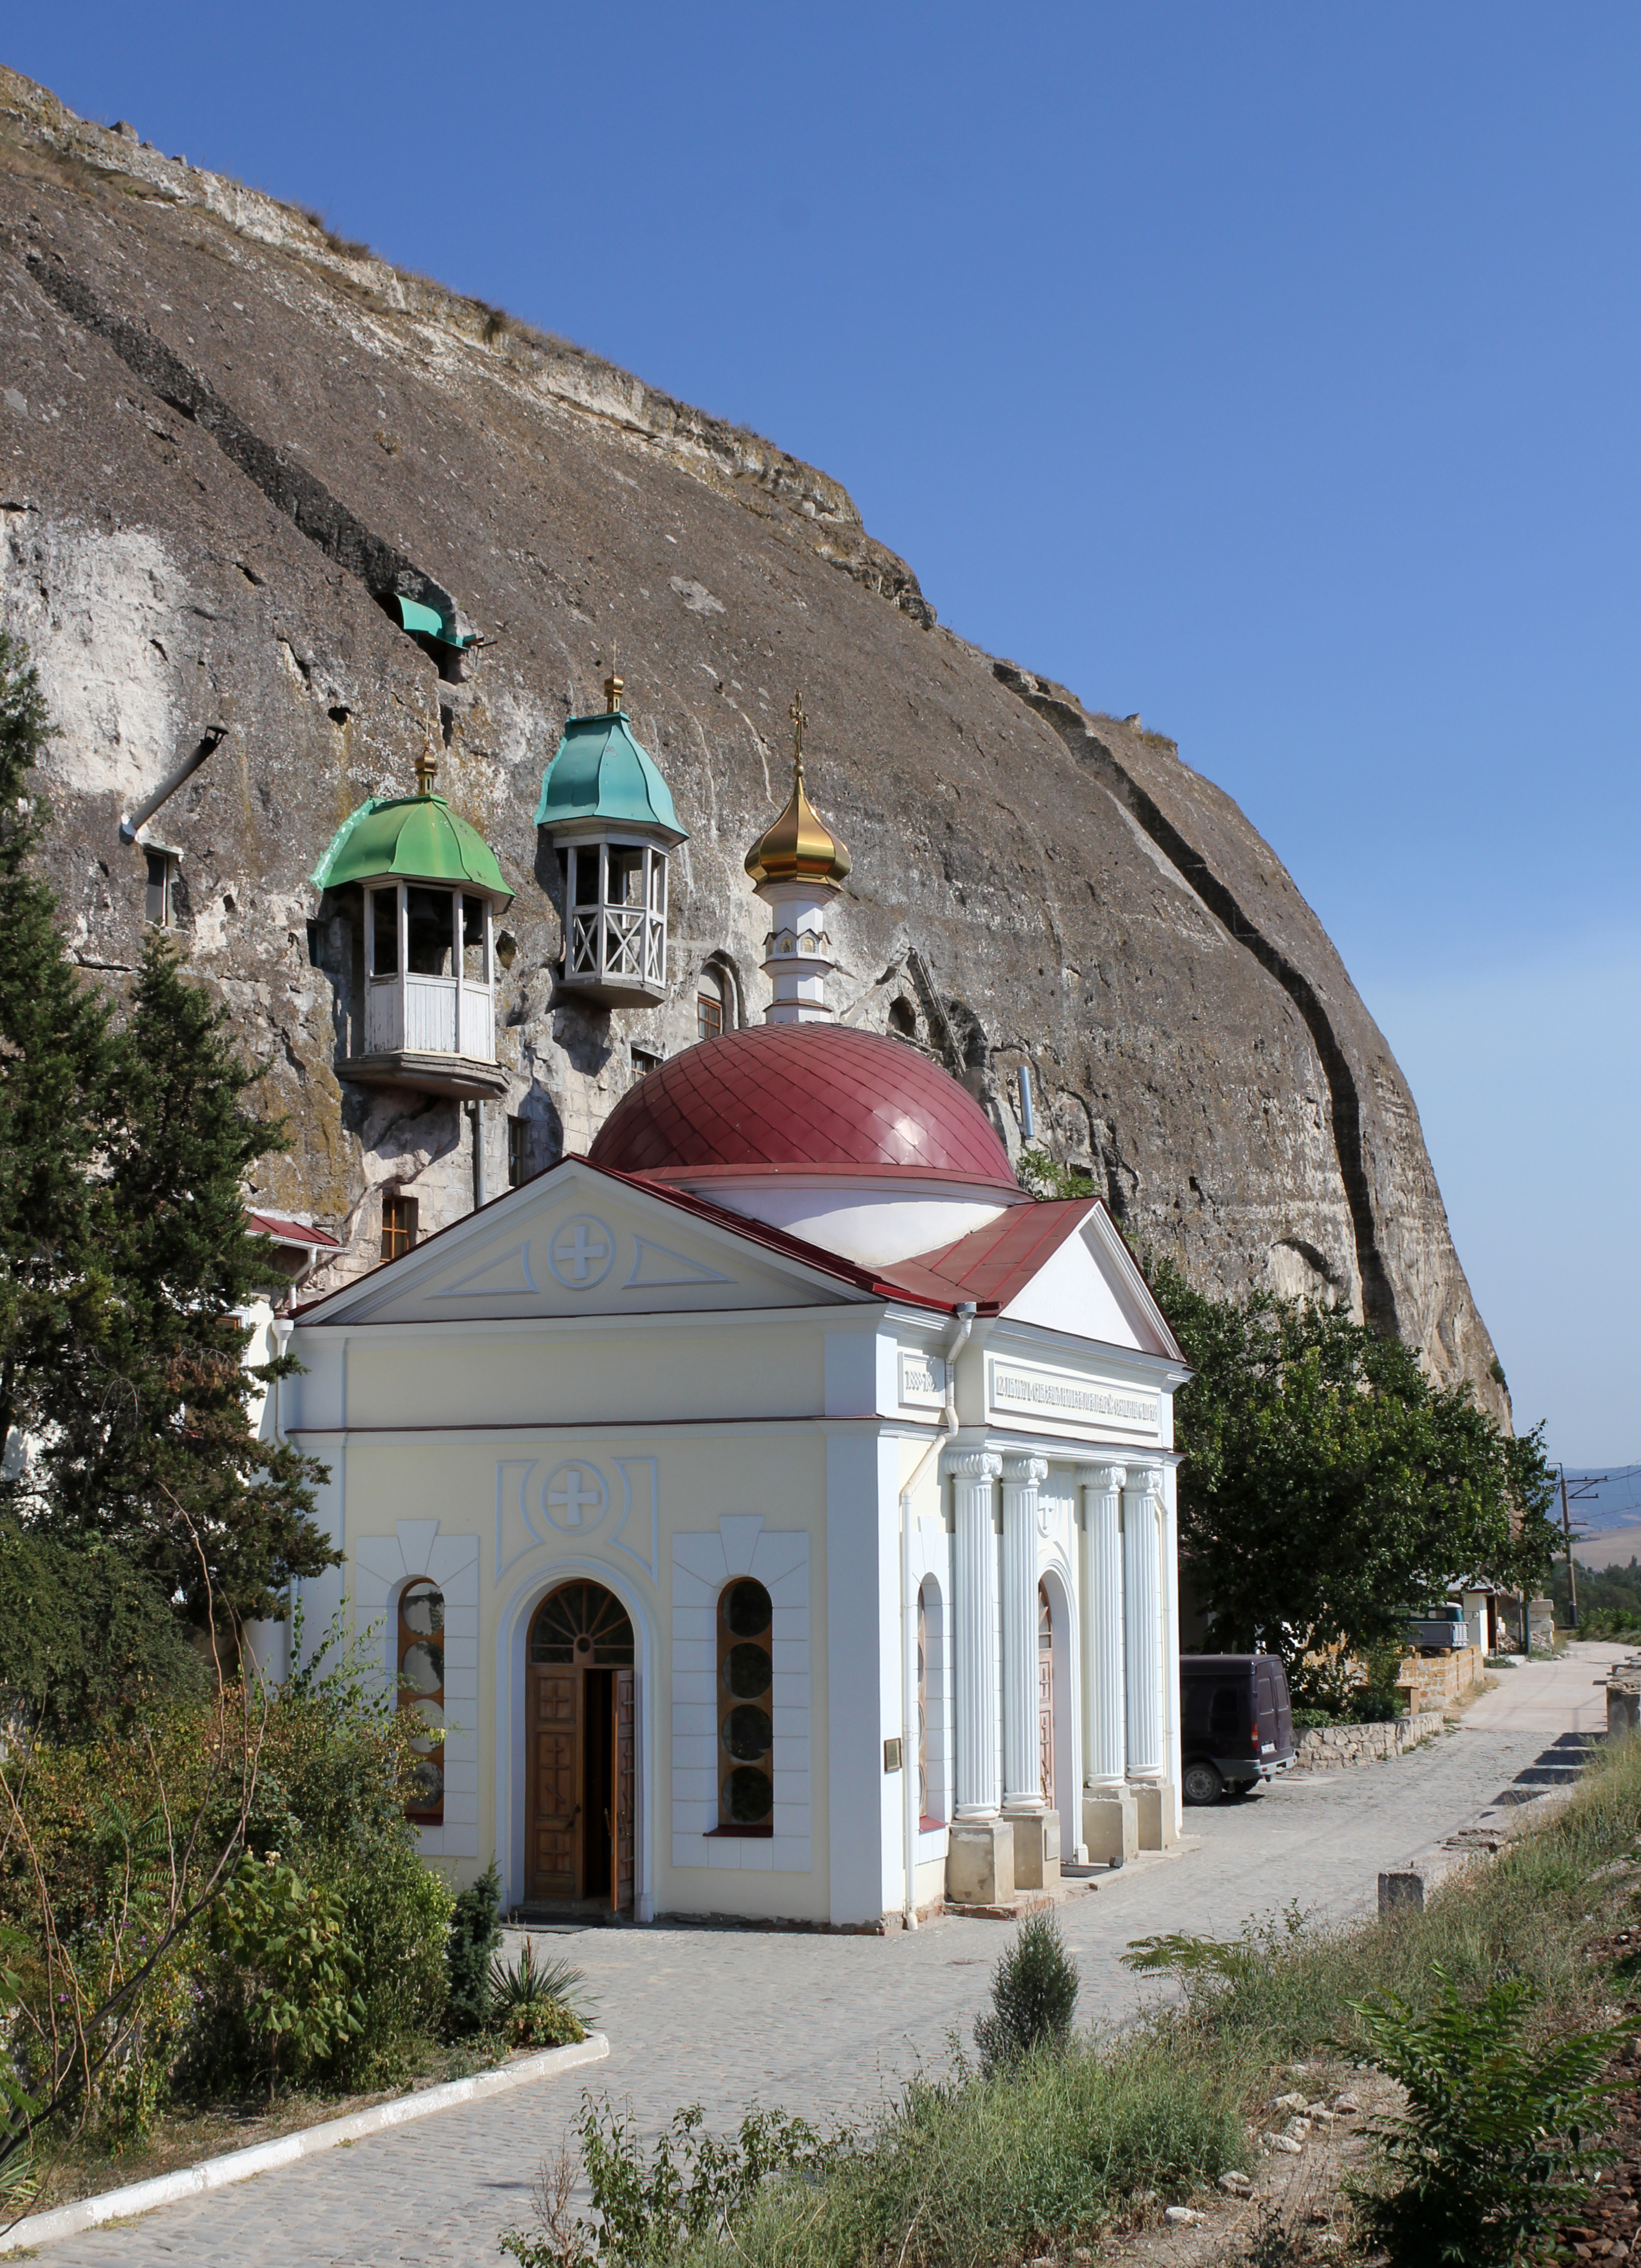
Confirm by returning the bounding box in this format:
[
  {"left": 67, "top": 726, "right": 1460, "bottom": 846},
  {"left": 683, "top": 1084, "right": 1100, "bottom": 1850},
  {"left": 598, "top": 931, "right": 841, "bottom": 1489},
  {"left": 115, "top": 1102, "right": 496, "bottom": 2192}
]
[
  {"left": 604, "top": 640, "right": 624, "bottom": 715},
  {"left": 789, "top": 690, "right": 807, "bottom": 780},
  {"left": 415, "top": 721, "right": 439, "bottom": 799}
]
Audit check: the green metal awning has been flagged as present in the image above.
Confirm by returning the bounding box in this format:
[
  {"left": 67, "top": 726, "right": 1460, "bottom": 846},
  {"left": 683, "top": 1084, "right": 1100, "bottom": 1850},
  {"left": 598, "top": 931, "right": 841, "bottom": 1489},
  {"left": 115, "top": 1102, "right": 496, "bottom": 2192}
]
[{"left": 390, "top": 594, "right": 474, "bottom": 649}]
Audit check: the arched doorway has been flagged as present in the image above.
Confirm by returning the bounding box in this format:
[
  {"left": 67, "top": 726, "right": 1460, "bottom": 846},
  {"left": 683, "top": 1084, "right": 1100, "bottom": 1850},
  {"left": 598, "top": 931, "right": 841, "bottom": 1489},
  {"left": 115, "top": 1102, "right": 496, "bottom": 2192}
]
[
  {"left": 1038, "top": 1580, "right": 1056, "bottom": 1810},
  {"left": 527, "top": 1581, "right": 635, "bottom": 1913}
]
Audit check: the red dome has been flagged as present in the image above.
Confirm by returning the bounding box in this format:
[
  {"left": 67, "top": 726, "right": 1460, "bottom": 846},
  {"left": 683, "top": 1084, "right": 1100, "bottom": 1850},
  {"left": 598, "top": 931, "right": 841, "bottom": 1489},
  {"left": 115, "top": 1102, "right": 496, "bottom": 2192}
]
[{"left": 589, "top": 1023, "right": 1019, "bottom": 1188}]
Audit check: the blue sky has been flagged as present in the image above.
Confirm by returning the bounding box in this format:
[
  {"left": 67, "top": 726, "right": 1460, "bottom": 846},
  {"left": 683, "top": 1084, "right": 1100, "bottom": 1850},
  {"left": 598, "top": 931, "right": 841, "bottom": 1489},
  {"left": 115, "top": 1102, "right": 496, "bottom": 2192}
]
[{"left": 12, "top": 4, "right": 1638, "bottom": 1463}]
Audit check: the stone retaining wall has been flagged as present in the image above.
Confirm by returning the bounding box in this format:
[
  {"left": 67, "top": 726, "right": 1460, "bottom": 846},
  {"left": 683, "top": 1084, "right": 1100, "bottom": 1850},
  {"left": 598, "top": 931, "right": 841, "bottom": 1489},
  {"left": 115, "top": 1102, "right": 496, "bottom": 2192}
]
[
  {"left": 1397, "top": 1645, "right": 1484, "bottom": 1715},
  {"left": 1294, "top": 1710, "right": 1446, "bottom": 1770}
]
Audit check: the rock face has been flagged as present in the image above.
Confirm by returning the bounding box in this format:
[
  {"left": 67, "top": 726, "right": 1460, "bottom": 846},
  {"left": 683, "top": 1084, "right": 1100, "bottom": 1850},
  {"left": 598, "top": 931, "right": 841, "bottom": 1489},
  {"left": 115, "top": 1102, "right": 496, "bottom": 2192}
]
[{"left": 0, "top": 67, "right": 1507, "bottom": 1422}]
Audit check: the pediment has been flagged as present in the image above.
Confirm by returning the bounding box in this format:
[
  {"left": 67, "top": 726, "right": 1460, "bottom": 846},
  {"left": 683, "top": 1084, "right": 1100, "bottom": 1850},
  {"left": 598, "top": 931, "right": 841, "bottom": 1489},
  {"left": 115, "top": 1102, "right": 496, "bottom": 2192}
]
[
  {"left": 301, "top": 1161, "right": 864, "bottom": 1326},
  {"left": 999, "top": 1211, "right": 1181, "bottom": 1357}
]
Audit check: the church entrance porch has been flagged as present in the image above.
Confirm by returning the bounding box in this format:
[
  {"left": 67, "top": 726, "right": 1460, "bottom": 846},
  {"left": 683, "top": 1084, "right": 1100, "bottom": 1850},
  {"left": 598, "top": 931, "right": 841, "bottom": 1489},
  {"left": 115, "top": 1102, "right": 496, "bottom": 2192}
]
[{"left": 526, "top": 1582, "right": 636, "bottom": 1916}]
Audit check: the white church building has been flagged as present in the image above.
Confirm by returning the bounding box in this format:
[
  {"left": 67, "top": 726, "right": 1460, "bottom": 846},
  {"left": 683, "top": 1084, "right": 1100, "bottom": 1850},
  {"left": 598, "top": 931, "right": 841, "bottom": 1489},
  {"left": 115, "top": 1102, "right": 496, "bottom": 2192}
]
[{"left": 272, "top": 688, "right": 1189, "bottom": 1928}]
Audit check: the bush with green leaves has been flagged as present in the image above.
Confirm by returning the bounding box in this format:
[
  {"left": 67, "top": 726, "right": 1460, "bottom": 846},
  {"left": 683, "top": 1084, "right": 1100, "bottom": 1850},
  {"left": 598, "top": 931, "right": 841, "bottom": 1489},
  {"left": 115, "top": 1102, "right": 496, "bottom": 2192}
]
[
  {"left": 203, "top": 1853, "right": 364, "bottom": 2099},
  {"left": 502, "top": 2096, "right": 828, "bottom": 2268},
  {"left": 446, "top": 1859, "right": 502, "bottom": 2035},
  {"left": 973, "top": 1910, "right": 1080, "bottom": 2074},
  {"left": 1349, "top": 1968, "right": 1635, "bottom": 2268}
]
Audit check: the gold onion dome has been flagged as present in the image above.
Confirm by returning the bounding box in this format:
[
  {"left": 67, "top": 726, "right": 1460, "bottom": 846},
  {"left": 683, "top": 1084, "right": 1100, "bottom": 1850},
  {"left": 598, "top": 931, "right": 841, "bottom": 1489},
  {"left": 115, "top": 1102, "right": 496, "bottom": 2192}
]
[{"left": 743, "top": 694, "right": 852, "bottom": 886}]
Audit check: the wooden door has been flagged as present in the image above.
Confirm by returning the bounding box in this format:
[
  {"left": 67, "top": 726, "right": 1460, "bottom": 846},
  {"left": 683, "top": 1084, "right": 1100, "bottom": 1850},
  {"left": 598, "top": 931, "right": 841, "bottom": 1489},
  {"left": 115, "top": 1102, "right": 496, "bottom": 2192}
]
[
  {"left": 1037, "top": 1582, "right": 1055, "bottom": 1809},
  {"left": 614, "top": 1668, "right": 635, "bottom": 1915},
  {"left": 528, "top": 1666, "right": 581, "bottom": 1900}
]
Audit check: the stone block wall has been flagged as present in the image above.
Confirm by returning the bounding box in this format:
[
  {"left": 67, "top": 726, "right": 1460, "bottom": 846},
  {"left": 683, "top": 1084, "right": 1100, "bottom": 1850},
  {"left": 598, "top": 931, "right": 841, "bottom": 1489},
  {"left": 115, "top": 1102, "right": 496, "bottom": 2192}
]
[
  {"left": 1396, "top": 1645, "right": 1483, "bottom": 1716},
  {"left": 1293, "top": 1711, "right": 1446, "bottom": 1771}
]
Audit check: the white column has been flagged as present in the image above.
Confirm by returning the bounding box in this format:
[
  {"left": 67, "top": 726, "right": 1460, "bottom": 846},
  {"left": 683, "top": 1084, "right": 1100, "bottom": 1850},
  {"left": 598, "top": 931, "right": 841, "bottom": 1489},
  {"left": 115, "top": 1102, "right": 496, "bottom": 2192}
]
[
  {"left": 1123, "top": 1464, "right": 1164, "bottom": 1782},
  {"left": 1161, "top": 1468, "right": 1182, "bottom": 1836},
  {"left": 1001, "top": 1454, "right": 1048, "bottom": 1812},
  {"left": 1079, "top": 1462, "right": 1127, "bottom": 1791},
  {"left": 946, "top": 1448, "right": 1003, "bottom": 1818}
]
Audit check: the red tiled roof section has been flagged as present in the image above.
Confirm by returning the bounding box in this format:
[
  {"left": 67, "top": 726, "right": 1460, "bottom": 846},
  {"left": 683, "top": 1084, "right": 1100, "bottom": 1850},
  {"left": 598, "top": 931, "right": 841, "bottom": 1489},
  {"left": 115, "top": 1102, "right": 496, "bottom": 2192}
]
[
  {"left": 248, "top": 1212, "right": 341, "bottom": 1248},
  {"left": 588, "top": 1023, "right": 1018, "bottom": 1188},
  {"left": 880, "top": 1200, "right": 1098, "bottom": 1312}
]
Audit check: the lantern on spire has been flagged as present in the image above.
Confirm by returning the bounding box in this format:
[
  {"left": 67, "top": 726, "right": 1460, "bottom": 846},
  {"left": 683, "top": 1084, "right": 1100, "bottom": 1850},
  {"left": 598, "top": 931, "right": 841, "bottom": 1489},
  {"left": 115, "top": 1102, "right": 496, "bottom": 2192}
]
[{"left": 742, "top": 694, "right": 852, "bottom": 1024}]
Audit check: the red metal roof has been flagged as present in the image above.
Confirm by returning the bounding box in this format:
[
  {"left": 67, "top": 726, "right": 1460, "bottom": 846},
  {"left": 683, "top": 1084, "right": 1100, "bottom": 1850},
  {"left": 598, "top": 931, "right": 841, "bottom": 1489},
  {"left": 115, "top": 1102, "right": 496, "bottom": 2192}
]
[
  {"left": 587, "top": 1023, "right": 1018, "bottom": 1189},
  {"left": 877, "top": 1200, "right": 1099, "bottom": 1312},
  {"left": 248, "top": 1212, "right": 341, "bottom": 1249}
]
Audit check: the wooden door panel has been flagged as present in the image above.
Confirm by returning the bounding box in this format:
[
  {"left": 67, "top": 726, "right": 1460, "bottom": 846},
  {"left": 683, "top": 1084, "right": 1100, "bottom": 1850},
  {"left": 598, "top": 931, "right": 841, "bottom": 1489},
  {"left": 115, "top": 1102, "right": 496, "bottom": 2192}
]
[
  {"left": 529, "top": 1668, "right": 581, "bottom": 1900},
  {"left": 1037, "top": 1652, "right": 1055, "bottom": 1808},
  {"left": 615, "top": 1667, "right": 635, "bottom": 1915}
]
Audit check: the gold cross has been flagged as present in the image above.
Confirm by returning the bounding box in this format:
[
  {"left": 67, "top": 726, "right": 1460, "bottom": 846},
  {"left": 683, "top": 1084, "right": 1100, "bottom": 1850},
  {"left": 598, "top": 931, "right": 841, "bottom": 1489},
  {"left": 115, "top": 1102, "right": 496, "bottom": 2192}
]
[{"left": 789, "top": 691, "right": 807, "bottom": 773}]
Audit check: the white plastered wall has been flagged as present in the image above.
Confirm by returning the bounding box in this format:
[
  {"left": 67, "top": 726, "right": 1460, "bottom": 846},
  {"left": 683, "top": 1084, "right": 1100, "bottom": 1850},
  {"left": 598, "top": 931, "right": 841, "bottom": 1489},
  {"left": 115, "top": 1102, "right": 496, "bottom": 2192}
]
[
  {"left": 670, "top": 1518, "right": 811, "bottom": 1877},
  {"left": 352, "top": 1520, "right": 481, "bottom": 1861}
]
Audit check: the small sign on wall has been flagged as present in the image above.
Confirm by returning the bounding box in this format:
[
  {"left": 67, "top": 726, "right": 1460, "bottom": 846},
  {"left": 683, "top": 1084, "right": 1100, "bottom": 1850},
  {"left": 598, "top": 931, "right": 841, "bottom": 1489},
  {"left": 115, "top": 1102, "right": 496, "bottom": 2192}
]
[
  {"left": 883, "top": 1737, "right": 903, "bottom": 1773},
  {"left": 898, "top": 1351, "right": 947, "bottom": 1409}
]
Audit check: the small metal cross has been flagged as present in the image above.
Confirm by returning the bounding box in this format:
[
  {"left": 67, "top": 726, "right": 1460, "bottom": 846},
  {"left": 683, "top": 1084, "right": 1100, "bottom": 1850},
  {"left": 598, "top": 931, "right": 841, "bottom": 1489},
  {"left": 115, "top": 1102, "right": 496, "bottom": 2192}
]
[{"left": 789, "top": 691, "right": 807, "bottom": 771}]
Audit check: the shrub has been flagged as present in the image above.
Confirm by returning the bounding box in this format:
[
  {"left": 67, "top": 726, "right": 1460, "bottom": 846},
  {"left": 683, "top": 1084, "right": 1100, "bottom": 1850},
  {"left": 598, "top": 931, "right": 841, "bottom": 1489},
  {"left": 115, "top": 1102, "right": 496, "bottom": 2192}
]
[
  {"left": 1349, "top": 1967, "right": 1635, "bottom": 2267},
  {"left": 328, "top": 1841, "right": 451, "bottom": 2086},
  {"left": 973, "top": 1911, "right": 1079, "bottom": 2075},
  {"left": 488, "top": 1940, "right": 590, "bottom": 2050},
  {"left": 502, "top": 2097, "right": 827, "bottom": 2268},
  {"left": 203, "top": 1853, "right": 364, "bottom": 2099},
  {"left": 447, "top": 1859, "right": 502, "bottom": 2035}
]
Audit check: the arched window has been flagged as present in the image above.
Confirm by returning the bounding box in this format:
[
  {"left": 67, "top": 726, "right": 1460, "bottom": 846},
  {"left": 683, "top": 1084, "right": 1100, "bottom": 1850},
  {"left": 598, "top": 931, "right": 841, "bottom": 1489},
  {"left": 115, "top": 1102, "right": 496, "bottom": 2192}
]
[
  {"left": 888, "top": 996, "right": 918, "bottom": 1040},
  {"left": 917, "top": 1588, "right": 929, "bottom": 1822},
  {"left": 717, "top": 1578, "right": 773, "bottom": 1831},
  {"left": 530, "top": 1582, "right": 635, "bottom": 1666},
  {"left": 398, "top": 1579, "right": 445, "bottom": 1824},
  {"left": 696, "top": 965, "right": 727, "bottom": 1042},
  {"left": 918, "top": 1576, "right": 947, "bottom": 1828}
]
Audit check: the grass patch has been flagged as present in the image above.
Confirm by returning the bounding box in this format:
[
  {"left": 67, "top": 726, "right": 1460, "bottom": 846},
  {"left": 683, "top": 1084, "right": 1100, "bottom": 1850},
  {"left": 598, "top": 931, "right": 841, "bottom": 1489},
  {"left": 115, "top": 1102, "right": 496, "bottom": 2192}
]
[{"left": 507, "top": 1742, "right": 1641, "bottom": 2268}]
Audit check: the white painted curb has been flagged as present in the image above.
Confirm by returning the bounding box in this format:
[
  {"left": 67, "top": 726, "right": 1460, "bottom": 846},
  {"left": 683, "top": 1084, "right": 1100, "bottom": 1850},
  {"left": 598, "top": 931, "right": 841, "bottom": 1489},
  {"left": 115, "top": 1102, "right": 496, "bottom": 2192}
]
[{"left": 0, "top": 2030, "right": 609, "bottom": 2254}]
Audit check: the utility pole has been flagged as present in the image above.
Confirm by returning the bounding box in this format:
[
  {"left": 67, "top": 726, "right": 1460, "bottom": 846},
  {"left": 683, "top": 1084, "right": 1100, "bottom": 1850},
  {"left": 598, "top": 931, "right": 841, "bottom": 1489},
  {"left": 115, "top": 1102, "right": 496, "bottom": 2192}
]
[{"left": 1559, "top": 1470, "right": 1610, "bottom": 1637}]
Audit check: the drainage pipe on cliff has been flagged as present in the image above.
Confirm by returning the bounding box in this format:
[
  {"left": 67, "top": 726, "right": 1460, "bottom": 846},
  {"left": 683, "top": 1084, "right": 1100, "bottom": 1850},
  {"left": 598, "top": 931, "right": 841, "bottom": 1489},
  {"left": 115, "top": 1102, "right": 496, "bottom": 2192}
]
[
  {"left": 119, "top": 727, "right": 227, "bottom": 843},
  {"left": 900, "top": 1301, "right": 977, "bottom": 1930}
]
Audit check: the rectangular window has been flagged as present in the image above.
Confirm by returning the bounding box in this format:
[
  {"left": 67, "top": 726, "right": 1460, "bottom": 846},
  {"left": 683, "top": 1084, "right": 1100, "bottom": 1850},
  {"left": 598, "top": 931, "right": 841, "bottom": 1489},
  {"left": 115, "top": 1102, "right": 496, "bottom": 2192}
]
[
  {"left": 571, "top": 846, "right": 600, "bottom": 908},
  {"left": 607, "top": 845, "right": 644, "bottom": 907},
  {"left": 631, "top": 1046, "right": 662, "bottom": 1079},
  {"left": 461, "top": 894, "right": 487, "bottom": 981},
  {"left": 144, "top": 849, "right": 173, "bottom": 928},
  {"left": 406, "top": 887, "right": 454, "bottom": 976},
  {"left": 696, "top": 993, "right": 723, "bottom": 1042},
  {"left": 507, "top": 1116, "right": 528, "bottom": 1189},
  {"left": 371, "top": 887, "right": 399, "bottom": 976},
  {"left": 380, "top": 1192, "right": 418, "bottom": 1262}
]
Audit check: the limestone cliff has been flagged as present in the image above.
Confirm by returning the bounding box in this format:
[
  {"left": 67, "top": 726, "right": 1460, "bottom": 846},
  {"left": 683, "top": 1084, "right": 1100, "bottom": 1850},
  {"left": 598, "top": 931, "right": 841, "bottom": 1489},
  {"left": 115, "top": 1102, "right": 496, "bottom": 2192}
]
[{"left": 0, "top": 66, "right": 1508, "bottom": 1424}]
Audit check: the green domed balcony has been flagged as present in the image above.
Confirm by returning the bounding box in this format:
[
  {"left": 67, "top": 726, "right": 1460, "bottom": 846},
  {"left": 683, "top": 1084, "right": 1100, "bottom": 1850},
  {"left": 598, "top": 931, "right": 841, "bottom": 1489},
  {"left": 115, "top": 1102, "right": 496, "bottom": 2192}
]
[
  {"left": 535, "top": 676, "right": 686, "bottom": 1009},
  {"left": 311, "top": 756, "right": 515, "bottom": 1101}
]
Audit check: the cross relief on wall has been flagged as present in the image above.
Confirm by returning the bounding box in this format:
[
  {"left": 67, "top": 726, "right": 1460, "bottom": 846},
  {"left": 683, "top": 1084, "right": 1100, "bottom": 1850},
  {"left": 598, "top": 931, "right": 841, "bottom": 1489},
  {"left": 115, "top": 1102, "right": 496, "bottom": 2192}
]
[{"left": 496, "top": 1453, "right": 660, "bottom": 1583}]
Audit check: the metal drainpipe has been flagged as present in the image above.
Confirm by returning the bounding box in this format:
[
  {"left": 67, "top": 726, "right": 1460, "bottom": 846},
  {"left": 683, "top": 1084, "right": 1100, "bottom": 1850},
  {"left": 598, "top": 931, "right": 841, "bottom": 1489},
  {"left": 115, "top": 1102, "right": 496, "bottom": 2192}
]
[{"left": 901, "top": 1300, "right": 977, "bottom": 1930}]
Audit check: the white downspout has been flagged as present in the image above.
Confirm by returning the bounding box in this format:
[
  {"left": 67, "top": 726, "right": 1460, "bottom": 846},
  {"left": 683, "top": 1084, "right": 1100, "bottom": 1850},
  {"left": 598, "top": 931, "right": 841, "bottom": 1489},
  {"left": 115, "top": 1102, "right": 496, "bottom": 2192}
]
[{"left": 901, "top": 1300, "right": 977, "bottom": 1930}]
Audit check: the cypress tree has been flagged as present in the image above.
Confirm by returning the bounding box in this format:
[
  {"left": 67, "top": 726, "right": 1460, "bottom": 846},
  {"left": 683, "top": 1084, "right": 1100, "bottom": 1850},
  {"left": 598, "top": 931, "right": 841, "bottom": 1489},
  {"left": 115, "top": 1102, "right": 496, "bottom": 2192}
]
[
  {"left": 38, "top": 928, "right": 339, "bottom": 1632},
  {"left": 0, "top": 630, "right": 337, "bottom": 1708}
]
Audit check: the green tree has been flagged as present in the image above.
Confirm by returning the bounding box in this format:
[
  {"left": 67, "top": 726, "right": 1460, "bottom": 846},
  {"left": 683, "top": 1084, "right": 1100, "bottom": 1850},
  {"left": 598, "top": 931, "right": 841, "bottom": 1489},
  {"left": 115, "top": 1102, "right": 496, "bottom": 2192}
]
[
  {"left": 34, "top": 932, "right": 336, "bottom": 1630},
  {"left": 1148, "top": 1257, "right": 1557, "bottom": 1702},
  {"left": 0, "top": 632, "right": 114, "bottom": 1477},
  {"left": 0, "top": 629, "right": 335, "bottom": 1696}
]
